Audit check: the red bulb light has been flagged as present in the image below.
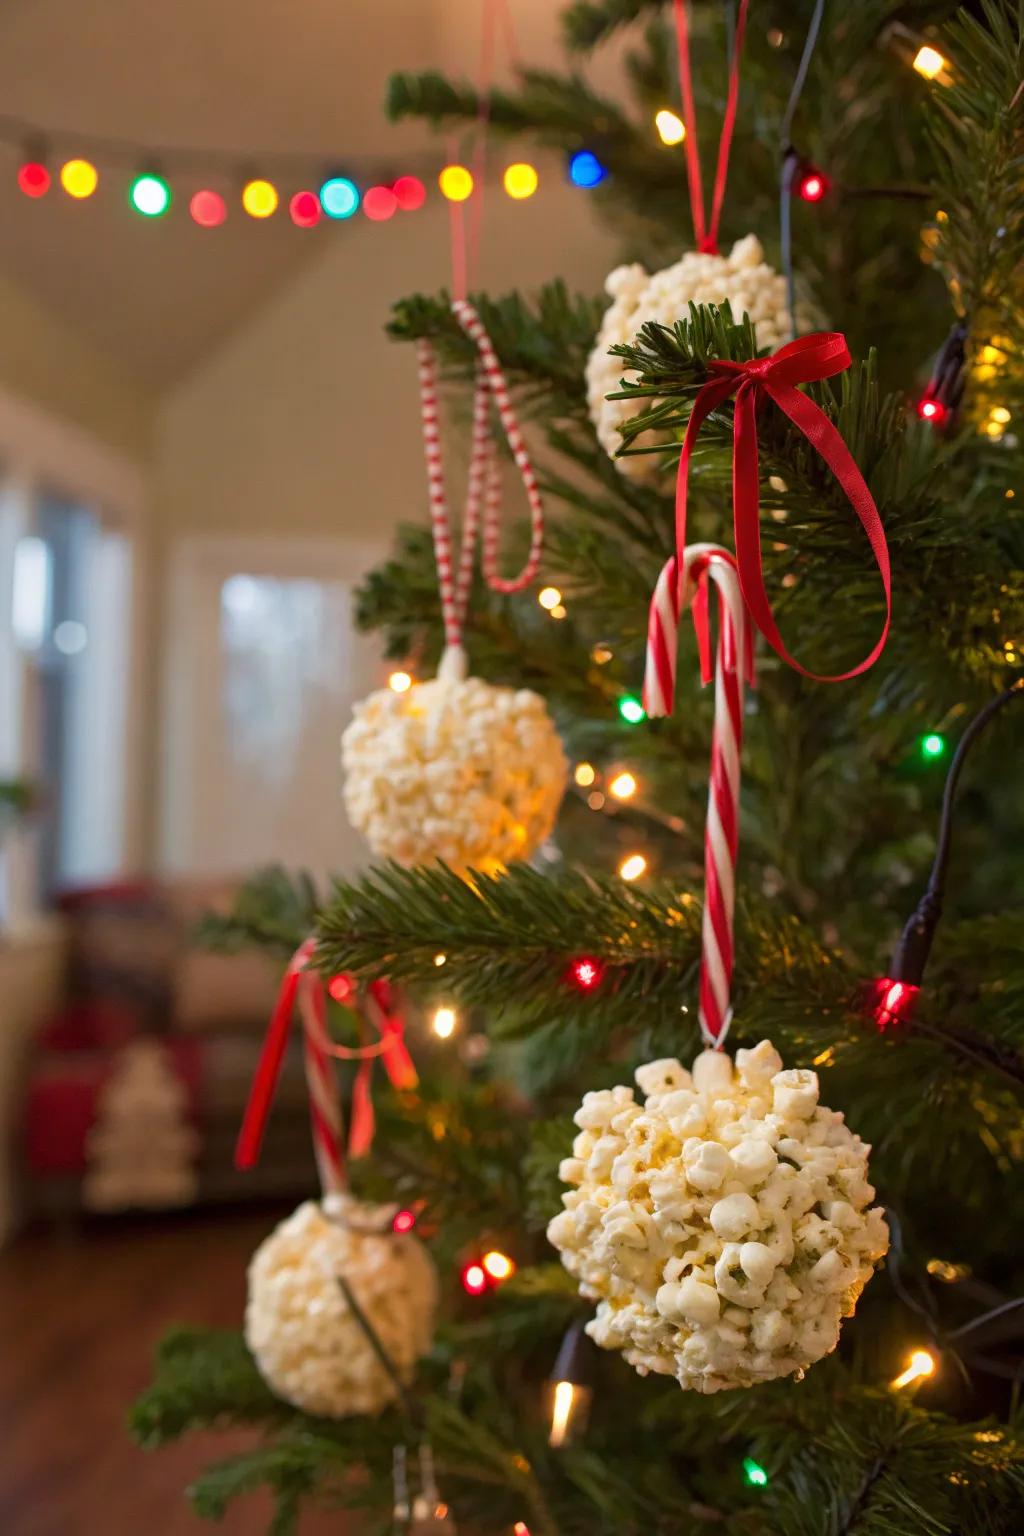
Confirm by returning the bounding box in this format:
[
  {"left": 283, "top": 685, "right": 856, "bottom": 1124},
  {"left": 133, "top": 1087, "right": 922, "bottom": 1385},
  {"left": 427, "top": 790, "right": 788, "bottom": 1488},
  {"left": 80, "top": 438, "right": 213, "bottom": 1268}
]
[
  {"left": 917, "top": 397, "right": 947, "bottom": 425},
  {"left": 871, "top": 977, "right": 920, "bottom": 1031},
  {"left": 462, "top": 1262, "right": 488, "bottom": 1296},
  {"left": 797, "top": 169, "right": 828, "bottom": 202},
  {"left": 363, "top": 185, "right": 398, "bottom": 222},
  {"left": 189, "top": 189, "right": 227, "bottom": 228},
  {"left": 570, "top": 956, "right": 605, "bottom": 991},
  {"left": 328, "top": 973, "right": 354, "bottom": 1003},
  {"left": 392, "top": 1208, "right": 417, "bottom": 1234},
  {"left": 17, "top": 162, "right": 50, "bottom": 198},
  {"left": 289, "top": 190, "right": 322, "bottom": 228},
  {"left": 392, "top": 175, "right": 426, "bottom": 211}
]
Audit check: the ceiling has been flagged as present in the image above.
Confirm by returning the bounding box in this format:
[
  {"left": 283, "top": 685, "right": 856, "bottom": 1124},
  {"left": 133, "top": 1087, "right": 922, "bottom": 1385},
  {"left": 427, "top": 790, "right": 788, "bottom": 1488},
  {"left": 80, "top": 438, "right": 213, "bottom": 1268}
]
[{"left": 0, "top": 0, "right": 571, "bottom": 390}]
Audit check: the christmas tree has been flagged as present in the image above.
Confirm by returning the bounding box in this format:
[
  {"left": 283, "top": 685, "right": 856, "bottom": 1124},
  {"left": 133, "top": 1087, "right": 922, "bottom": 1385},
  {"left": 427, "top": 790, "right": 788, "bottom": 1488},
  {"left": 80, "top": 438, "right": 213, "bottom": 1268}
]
[{"left": 132, "top": 3, "right": 1024, "bottom": 1531}]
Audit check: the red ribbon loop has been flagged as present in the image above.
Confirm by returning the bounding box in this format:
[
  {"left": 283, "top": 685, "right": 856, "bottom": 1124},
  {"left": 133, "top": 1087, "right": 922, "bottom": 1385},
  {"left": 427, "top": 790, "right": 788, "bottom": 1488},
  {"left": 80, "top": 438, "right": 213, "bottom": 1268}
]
[
  {"left": 672, "top": 332, "right": 891, "bottom": 683},
  {"left": 235, "top": 943, "right": 417, "bottom": 1174}
]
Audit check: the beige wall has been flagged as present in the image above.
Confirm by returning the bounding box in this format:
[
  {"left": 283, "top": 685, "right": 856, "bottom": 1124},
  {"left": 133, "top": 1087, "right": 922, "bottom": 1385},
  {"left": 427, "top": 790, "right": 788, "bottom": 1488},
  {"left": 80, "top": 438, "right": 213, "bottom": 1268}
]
[
  {"left": 156, "top": 181, "right": 617, "bottom": 544},
  {"left": 0, "top": 268, "right": 152, "bottom": 462}
]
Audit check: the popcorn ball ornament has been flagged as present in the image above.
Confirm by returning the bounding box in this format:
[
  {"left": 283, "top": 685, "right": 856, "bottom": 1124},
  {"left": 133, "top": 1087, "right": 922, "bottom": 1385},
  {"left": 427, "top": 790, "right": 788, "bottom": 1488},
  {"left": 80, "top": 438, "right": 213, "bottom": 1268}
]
[
  {"left": 342, "top": 300, "right": 567, "bottom": 873},
  {"left": 548, "top": 1042, "right": 889, "bottom": 1393},
  {"left": 550, "top": 550, "right": 889, "bottom": 1391},
  {"left": 586, "top": 235, "right": 817, "bottom": 479},
  {"left": 246, "top": 1193, "right": 438, "bottom": 1417}
]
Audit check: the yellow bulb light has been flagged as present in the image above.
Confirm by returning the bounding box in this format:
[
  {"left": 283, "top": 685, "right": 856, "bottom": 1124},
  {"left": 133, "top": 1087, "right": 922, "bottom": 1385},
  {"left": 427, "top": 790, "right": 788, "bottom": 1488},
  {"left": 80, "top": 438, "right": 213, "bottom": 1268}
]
[
  {"left": 655, "top": 108, "right": 686, "bottom": 146},
  {"left": 549, "top": 1380, "right": 577, "bottom": 1447},
  {"left": 574, "top": 762, "right": 596, "bottom": 787},
  {"left": 388, "top": 670, "right": 413, "bottom": 693},
  {"left": 503, "top": 162, "right": 538, "bottom": 199},
  {"left": 439, "top": 164, "right": 474, "bottom": 202},
  {"left": 609, "top": 771, "right": 637, "bottom": 800},
  {"left": 242, "top": 179, "right": 279, "bottom": 218},
  {"left": 619, "top": 853, "right": 647, "bottom": 882},
  {"left": 538, "top": 586, "right": 562, "bottom": 611},
  {"left": 432, "top": 1006, "right": 457, "bottom": 1040},
  {"left": 912, "top": 45, "right": 946, "bottom": 80},
  {"left": 60, "top": 159, "right": 99, "bottom": 199},
  {"left": 891, "top": 1347, "right": 937, "bottom": 1389},
  {"left": 482, "top": 1249, "right": 515, "bottom": 1281}
]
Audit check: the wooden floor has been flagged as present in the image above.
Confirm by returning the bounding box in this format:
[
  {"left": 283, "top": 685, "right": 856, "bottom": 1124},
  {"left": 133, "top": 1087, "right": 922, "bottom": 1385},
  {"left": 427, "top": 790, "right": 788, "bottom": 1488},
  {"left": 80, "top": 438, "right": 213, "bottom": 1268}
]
[{"left": 0, "top": 1207, "right": 344, "bottom": 1536}]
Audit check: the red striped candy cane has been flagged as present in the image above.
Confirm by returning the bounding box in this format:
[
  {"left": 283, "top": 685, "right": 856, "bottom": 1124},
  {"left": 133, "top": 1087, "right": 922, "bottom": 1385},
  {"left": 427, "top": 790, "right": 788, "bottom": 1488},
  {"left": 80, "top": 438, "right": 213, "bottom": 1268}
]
[
  {"left": 644, "top": 544, "right": 754, "bottom": 1048},
  {"left": 296, "top": 970, "right": 347, "bottom": 1197}
]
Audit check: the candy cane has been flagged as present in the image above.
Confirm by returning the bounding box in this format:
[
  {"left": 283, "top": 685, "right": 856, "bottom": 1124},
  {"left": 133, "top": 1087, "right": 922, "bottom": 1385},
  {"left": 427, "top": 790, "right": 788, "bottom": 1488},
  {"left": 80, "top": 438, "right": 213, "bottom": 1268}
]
[
  {"left": 296, "top": 971, "right": 347, "bottom": 1197},
  {"left": 645, "top": 544, "right": 753, "bottom": 1048}
]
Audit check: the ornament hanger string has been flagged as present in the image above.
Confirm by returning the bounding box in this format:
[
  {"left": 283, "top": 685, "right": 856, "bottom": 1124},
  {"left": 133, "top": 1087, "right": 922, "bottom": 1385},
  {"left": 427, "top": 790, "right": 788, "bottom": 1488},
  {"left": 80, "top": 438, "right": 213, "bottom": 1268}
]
[
  {"left": 673, "top": 0, "right": 749, "bottom": 255},
  {"left": 419, "top": 0, "right": 543, "bottom": 671}
]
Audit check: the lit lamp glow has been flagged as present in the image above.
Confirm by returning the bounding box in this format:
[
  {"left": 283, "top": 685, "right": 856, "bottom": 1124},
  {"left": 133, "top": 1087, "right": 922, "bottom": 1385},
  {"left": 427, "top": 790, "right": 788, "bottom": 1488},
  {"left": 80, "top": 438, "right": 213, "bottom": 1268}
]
[
  {"left": 538, "top": 585, "right": 562, "bottom": 610},
  {"left": 392, "top": 175, "right": 426, "bottom": 211},
  {"left": 619, "top": 853, "right": 647, "bottom": 882},
  {"left": 17, "top": 162, "right": 50, "bottom": 198},
  {"left": 482, "top": 1250, "right": 515, "bottom": 1283},
  {"left": 891, "top": 1347, "right": 937, "bottom": 1389},
  {"left": 388, "top": 670, "right": 413, "bottom": 693},
  {"left": 320, "top": 176, "right": 360, "bottom": 219},
  {"left": 609, "top": 771, "right": 637, "bottom": 800},
  {"left": 129, "top": 173, "right": 171, "bottom": 218},
  {"left": 655, "top": 108, "right": 686, "bottom": 145},
  {"left": 912, "top": 45, "right": 947, "bottom": 80},
  {"left": 363, "top": 185, "right": 398, "bottom": 221},
  {"left": 190, "top": 189, "right": 227, "bottom": 227},
  {"left": 574, "top": 762, "right": 596, "bottom": 787},
  {"left": 743, "top": 1457, "right": 769, "bottom": 1488},
  {"left": 618, "top": 695, "right": 645, "bottom": 724},
  {"left": 439, "top": 164, "right": 474, "bottom": 202},
  {"left": 289, "top": 190, "right": 322, "bottom": 228},
  {"left": 548, "top": 1321, "right": 593, "bottom": 1447}
]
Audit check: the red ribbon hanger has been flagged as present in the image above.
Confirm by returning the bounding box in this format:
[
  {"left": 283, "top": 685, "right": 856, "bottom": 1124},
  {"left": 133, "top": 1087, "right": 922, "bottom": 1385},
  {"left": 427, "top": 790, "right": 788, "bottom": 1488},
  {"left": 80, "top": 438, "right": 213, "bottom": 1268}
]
[
  {"left": 669, "top": 331, "right": 892, "bottom": 684},
  {"left": 673, "top": 0, "right": 750, "bottom": 255}
]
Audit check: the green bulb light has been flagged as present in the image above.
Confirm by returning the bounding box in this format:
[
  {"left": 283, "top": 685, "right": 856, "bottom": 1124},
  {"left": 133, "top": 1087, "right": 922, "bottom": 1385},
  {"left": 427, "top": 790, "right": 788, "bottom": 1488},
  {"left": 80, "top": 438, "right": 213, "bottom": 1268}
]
[
  {"left": 618, "top": 695, "right": 646, "bottom": 725},
  {"left": 921, "top": 732, "right": 946, "bottom": 760},
  {"left": 742, "top": 1457, "right": 768, "bottom": 1488},
  {"left": 129, "top": 173, "right": 171, "bottom": 218}
]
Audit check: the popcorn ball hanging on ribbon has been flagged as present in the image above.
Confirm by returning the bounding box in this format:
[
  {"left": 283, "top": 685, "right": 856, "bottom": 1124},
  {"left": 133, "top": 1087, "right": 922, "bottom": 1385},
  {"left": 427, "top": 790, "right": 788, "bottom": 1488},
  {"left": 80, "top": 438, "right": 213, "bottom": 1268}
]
[
  {"left": 236, "top": 943, "right": 438, "bottom": 1417},
  {"left": 342, "top": 68, "right": 567, "bottom": 872},
  {"left": 549, "top": 549, "right": 889, "bottom": 1391}
]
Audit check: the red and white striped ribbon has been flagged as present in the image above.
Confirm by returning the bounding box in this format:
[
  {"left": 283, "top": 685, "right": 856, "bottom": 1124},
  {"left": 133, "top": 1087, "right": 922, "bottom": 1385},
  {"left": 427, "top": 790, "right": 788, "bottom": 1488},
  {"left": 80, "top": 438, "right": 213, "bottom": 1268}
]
[
  {"left": 645, "top": 544, "right": 753, "bottom": 1048},
  {"left": 416, "top": 299, "right": 544, "bottom": 667}
]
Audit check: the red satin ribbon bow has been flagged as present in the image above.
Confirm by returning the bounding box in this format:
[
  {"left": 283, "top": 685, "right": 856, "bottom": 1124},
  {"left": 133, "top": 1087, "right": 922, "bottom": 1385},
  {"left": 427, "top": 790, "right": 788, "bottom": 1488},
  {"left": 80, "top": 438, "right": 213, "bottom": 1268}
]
[
  {"left": 672, "top": 331, "right": 892, "bottom": 681},
  {"left": 235, "top": 941, "right": 417, "bottom": 1172}
]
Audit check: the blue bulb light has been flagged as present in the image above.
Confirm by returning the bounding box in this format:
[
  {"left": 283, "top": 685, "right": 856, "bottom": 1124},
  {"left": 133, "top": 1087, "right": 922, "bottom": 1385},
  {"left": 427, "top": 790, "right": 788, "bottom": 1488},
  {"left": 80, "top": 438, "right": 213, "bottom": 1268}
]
[
  {"left": 568, "top": 150, "right": 608, "bottom": 188},
  {"left": 320, "top": 176, "right": 360, "bottom": 219}
]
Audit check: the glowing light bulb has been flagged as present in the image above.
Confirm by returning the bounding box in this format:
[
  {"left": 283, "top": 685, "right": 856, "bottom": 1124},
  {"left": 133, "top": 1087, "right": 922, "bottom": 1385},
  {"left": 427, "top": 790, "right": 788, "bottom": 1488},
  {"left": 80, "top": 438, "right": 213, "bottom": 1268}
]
[
  {"left": 548, "top": 1380, "right": 578, "bottom": 1447},
  {"left": 503, "top": 162, "right": 538, "bottom": 199},
  {"left": 619, "top": 853, "right": 647, "bottom": 882},
  {"left": 797, "top": 168, "right": 828, "bottom": 202},
  {"left": 432, "top": 1006, "right": 457, "bottom": 1040},
  {"left": 513, "top": 1524, "right": 531, "bottom": 1536},
  {"left": 587, "top": 791, "right": 605, "bottom": 811},
  {"left": 991, "top": 406, "right": 1012, "bottom": 424},
  {"left": 591, "top": 644, "right": 612, "bottom": 665},
  {"left": 549, "top": 603, "right": 567, "bottom": 620},
  {"left": 571, "top": 957, "right": 605, "bottom": 991},
  {"left": 434, "top": 953, "right": 447, "bottom": 967},
  {"left": 17, "top": 162, "right": 50, "bottom": 198},
  {"left": 320, "top": 176, "right": 360, "bottom": 219},
  {"left": 392, "top": 175, "right": 426, "bottom": 211},
  {"left": 913, "top": 45, "right": 946, "bottom": 80},
  {"left": 60, "top": 159, "right": 98, "bottom": 199},
  {"left": 392, "top": 1208, "right": 417, "bottom": 1233},
  {"left": 363, "top": 185, "right": 398, "bottom": 221},
  {"left": 462, "top": 1261, "right": 488, "bottom": 1295},
  {"left": 917, "top": 397, "right": 947, "bottom": 425},
  {"left": 655, "top": 108, "right": 686, "bottom": 145},
  {"left": 439, "top": 164, "right": 474, "bottom": 202},
  {"left": 609, "top": 771, "right": 637, "bottom": 800},
  {"left": 921, "top": 732, "right": 946, "bottom": 759},
  {"left": 568, "top": 150, "right": 607, "bottom": 188},
  {"left": 388, "top": 670, "right": 413, "bottom": 693},
  {"left": 328, "top": 973, "right": 354, "bottom": 1003},
  {"left": 242, "top": 179, "right": 278, "bottom": 218},
  {"left": 574, "top": 763, "right": 596, "bottom": 787},
  {"left": 872, "top": 978, "right": 919, "bottom": 1031},
  {"left": 618, "top": 695, "right": 645, "bottom": 725},
  {"left": 538, "top": 586, "right": 562, "bottom": 610},
  {"left": 891, "top": 1347, "right": 937, "bottom": 1389},
  {"left": 289, "top": 190, "right": 322, "bottom": 228},
  {"left": 129, "top": 173, "right": 171, "bottom": 218},
  {"left": 482, "top": 1250, "right": 515, "bottom": 1282},
  {"left": 743, "top": 1457, "right": 769, "bottom": 1487},
  {"left": 190, "top": 189, "right": 227, "bottom": 227}
]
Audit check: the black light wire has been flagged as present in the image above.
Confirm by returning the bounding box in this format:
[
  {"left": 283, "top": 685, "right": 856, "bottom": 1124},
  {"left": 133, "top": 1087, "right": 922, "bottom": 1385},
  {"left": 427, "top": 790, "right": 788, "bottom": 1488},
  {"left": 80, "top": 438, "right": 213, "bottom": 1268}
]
[{"left": 779, "top": 0, "right": 827, "bottom": 339}]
